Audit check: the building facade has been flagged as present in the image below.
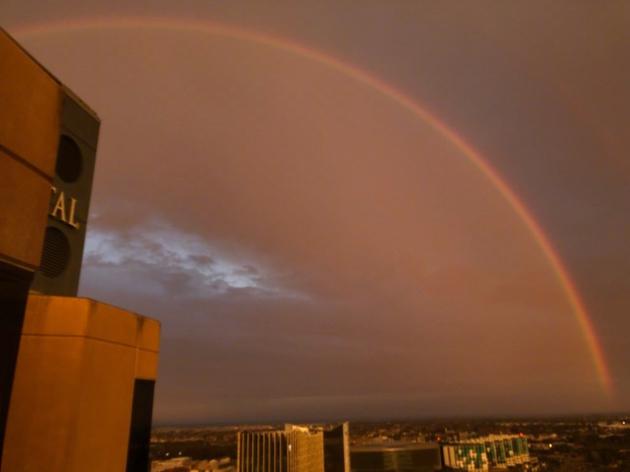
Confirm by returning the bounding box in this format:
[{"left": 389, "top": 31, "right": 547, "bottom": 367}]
[
  {"left": 237, "top": 426, "right": 324, "bottom": 472},
  {"left": 441, "top": 434, "right": 530, "bottom": 470},
  {"left": 0, "top": 26, "right": 160, "bottom": 471},
  {"left": 0, "top": 27, "right": 62, "bottom": 465},
  {"left": 324, "top": 422, "right": 351, "bottom": 472}
]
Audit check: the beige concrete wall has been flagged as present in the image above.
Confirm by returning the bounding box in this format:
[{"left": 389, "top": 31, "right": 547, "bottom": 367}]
[
  {"left": 2, "top": 295, "right": 160, "bottom": 472},
  {"left": 0, "top": 28, "right": 61, "bottom": 271}
]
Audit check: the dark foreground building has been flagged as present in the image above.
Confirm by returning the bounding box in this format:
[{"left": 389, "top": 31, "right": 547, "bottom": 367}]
[{"left": 351, "top": 443, "right": 442, "bottom": 472}]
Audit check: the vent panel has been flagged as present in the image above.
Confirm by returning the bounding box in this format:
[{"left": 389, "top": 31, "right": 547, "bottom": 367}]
[
  {"left": 55, "top": 135, "right": 83, "bottom": 183},
  {"left": 40, "top": 227, "right": 70, "bottom": 278}
]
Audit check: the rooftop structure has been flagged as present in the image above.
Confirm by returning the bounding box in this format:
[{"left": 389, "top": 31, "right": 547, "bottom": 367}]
[{"left": 351, "top": 442, "right": 441, "bottom": 472}]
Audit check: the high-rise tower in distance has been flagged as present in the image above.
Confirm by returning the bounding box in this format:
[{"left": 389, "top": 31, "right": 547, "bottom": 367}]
[
  {"left": 323, "top": 422, "right": 351, "bottom": 472},
  {"left": 237, "top": 425, "right": 325, "bottom": 472},
  {"left": 237, "top": 423, "right": 351, "bottom": 472}
]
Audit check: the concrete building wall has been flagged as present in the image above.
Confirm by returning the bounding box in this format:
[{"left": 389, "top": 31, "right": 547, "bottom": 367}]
[
  {"left": 0, "top": 27, "right": 60, "bottom": 272},
  {"left": 0, "top": 26, "right": 63, "bottom": 467},
  {"left": 0, "top": 27, "right": 161, "bottom": 472},
  {"left": 2, "top": 295, "right": 160, "bottom": 472}
]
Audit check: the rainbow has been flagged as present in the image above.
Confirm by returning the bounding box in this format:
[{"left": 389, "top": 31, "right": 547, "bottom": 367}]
[{"left": 10, "top": 17, "right": 614, "bottom": 395}]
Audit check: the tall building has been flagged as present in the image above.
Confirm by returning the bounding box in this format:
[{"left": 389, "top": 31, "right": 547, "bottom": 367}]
[
  {"left": 0, "top": 26, "right": 61, "bottom": 465},
  {"left": 0, "top": 27, "right": 160, "bottom": 471},
  {"left": 324, "top": 422, "right": 351, "bottom": 472},
  {"left": 350, "top": 443, "right": 442, "bottom": 472},
  {"left": 441, "top": 434, "right": 530, "bottom": 471},
  {"left": 237, "top": 426, "right": 324, "bottom": 472}
]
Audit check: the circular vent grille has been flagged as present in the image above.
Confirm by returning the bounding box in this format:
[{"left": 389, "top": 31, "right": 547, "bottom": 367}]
[
  {"left": 56, "top": 135, "right": 83, "bottom": 183},
  {"left": 40, "top": 227, "right": 71, "bottom": 278}
]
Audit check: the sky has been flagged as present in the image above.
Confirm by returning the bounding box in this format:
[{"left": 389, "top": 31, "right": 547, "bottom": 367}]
[{"left": 2, "top": 1, "right": 630, "bottom": 423}]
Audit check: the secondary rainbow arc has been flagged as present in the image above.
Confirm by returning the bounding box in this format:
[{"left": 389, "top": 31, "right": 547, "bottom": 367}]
[{"left": 11, "top": 17, "right": 614, "bottom": 395}]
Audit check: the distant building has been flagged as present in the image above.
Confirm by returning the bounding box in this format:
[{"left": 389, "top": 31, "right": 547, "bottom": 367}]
[
  {"left": 237, "top": 425, "right": 324, "bottom": 472},
  {"left": 441, "top": 434, "right": 530, "bottom": 470},
  {"left": 324, "top": 422, "right": 351, "bottom": 472},
  {"left": 350, "top": 443, "right": 442, "bottom": 472}
]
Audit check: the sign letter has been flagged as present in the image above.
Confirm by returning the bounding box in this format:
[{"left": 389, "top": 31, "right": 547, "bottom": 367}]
[
  {"left": 67, "top": 198, "right": 80, "bottom": 229},
  {"left": 51, "top": 191, "right": 67, "bottom": 223}
]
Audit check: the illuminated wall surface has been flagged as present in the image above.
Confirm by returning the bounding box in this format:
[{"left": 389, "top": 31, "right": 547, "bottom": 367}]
[
  {"left": 0, "top": 27, "right": 161, "bottom": 472},
  {"left": 350, "top": 443, "right": 441, "bottom": 472},
  {"left": 0, "top": 26, "right": 61, "bottom": 469},
  {"left": 0, "top": 28, "right": 59, "bottom": 272},
  {"left": 3, "top": 296, "right": 159, "bottom": 471}
]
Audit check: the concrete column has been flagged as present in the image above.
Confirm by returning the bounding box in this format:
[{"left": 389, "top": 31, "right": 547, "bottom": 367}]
[{"left": 2, "top": 296, "right": 160, "bottom": 472}]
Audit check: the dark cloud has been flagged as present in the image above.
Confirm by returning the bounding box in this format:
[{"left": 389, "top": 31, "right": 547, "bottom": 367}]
[{"left": 83, "top": 221, "right": 305, "bottom": 301}]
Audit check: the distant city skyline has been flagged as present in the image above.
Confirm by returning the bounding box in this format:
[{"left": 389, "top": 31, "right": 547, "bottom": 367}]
[
  {"left": 152, "top": 417, "right": 630, "bottom": 470},
  {"left": 2, "top": 1, "right": 629, "bottom": 423}
]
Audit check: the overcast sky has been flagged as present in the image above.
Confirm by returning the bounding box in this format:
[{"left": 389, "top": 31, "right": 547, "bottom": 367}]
[{"left": 3, "top": 1, "right": 630, "bottom": 423}]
